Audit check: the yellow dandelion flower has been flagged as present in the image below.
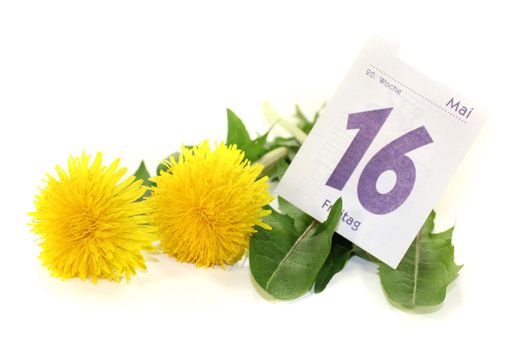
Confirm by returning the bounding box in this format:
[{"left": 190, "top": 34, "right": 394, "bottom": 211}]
[
  {"left": 30, "top": 153, "right": 157, "bottom": 283},
  {"left": 148, "top": 140, "right": 273, "bottom": 267}
]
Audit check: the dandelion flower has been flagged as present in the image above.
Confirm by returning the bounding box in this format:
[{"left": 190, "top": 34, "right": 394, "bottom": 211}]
[
  {"left": 30, "top": 153, "right": 157, "bottom": 283},
  {"left": 149, "top": 141, "right": 273, "bottom": 267}
]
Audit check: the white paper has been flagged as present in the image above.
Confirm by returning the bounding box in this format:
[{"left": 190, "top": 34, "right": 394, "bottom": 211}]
[{"left": 276, "top": 37, "right": 488, "bottom": 268}]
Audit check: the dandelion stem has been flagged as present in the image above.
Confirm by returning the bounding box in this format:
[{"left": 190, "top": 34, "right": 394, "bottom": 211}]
[{"left": 255, "top": 146, "right": 289, "bottom": 178}]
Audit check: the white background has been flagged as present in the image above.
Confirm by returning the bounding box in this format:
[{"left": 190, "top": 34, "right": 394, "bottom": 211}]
[{"left": 1, "top": 1, "right": 523, "bottom": 349}]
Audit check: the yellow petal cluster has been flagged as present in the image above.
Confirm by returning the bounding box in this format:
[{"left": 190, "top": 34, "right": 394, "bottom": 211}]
[
  {"left": 30, "top": 153, "right": 156, "bottom": 282},
  {"left": 148, "top": 141, "right": 272, "bottom": 267}
]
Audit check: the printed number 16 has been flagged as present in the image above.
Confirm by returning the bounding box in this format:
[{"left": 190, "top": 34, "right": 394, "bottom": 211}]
[{"left": 326, "top": 108, "right": 433, "bottom": 215}]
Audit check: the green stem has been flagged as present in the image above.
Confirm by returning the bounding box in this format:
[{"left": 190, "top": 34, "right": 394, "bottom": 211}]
[{"left": 255, "top": 146, "right": 289, "bottom": 178}]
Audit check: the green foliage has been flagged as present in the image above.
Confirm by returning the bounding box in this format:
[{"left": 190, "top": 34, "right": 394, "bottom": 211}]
[
  {"left": 273, "top": 157, "right": 290, "bottom": 181},
  {"left": 293, "top": 104, "right": 322, "bottom": 134},
  {"left": 276, "top": 197, "right": 354, "bottom": 294},
  {"left": 132, "top": 160, "right": 155, "bottom": 199},
  {"left": 226, "top": 109, "right": 268, "bottom": 162},
  {"left": 249, "top": 198, "right": 342, "bottom": 300},
  {"left": 352, "top": 245, "right": 380, "bottom": 264},
  {"left": 154, "top": 102, "right": 463, "bottom": 312},
  {"left": 258, "top": 137, "right": 299, "bottom": 181},
  {"left": 248, "top": 196, "right": 461, "bottom": 311},
  {"left": 379, "top": 211, "right": 462, "bottom": 309},
  {"left": 314, "top": 234, "right": 353, "bottom": 293},
  {"left": 277, "top": 196, "right": 312, "bottom": 231},
  {"left": 261, "top": 106, "right": 322, "bottom": 180}
]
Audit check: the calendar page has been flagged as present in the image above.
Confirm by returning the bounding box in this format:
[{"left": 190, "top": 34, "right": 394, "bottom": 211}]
[{"left": 276, "top": 37, "right": 488, "bottom": 268}]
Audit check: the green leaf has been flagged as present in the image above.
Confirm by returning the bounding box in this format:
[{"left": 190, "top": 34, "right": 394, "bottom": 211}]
[
  {"left": 273, "top": 157, "right": 290, "bottom": 181},
  {"left": 277, "top": 196, "right": 312, "bottom": 232},
  {"left": 247, "top": 134, "right": 269, "bottom": 162},
  {"left": 258, "top": 137, "right": 299, "bottom": 181},
  {"left": 352, "top": 244, "right": 380, "bottom": 264},
  {"left": 314, "top": 233, "right": 353, "bottom": 293},
  {"left": 226, "top": 108, "right": 268, "bottom": 161},
  {"left": 293, "top": 104, "right": 323, "bottom": 134},
  {"left": 249, "top": 198, "right": 343, "bottom": 300},
  {"left": 265, "top": 136, "right": 301, "bottom": 151},
  {"left": 133, "top": 161, "right": 154, "bottom": 186},
  {"left": 294, "top": 104, "right": 308, "bottom": 122},
  {"left": 226, "top": 108, "right": 251, "bottom": 147},
  {"left": 293, "top": 105, "right": 312, "bottom": 134},
  {"left": 133, "top": 161, "right": 155, "bottom": 199},
  {"left": 254, "top": 104, "right": 323, "bottom": 180},
  {"left": 379, "top": 211, "right": 462, "bottom": 309}
]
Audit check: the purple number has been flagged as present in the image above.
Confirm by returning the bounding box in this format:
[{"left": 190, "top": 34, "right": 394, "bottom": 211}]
[
  {"left": 358, "top": 126, "right": 433, "bottom": 214},
  {"left": 326, "top": 108, "right": 392, "bottom": 190},
  {"left": 326, "top": 108, "right": 433, "bottom": 215}
]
